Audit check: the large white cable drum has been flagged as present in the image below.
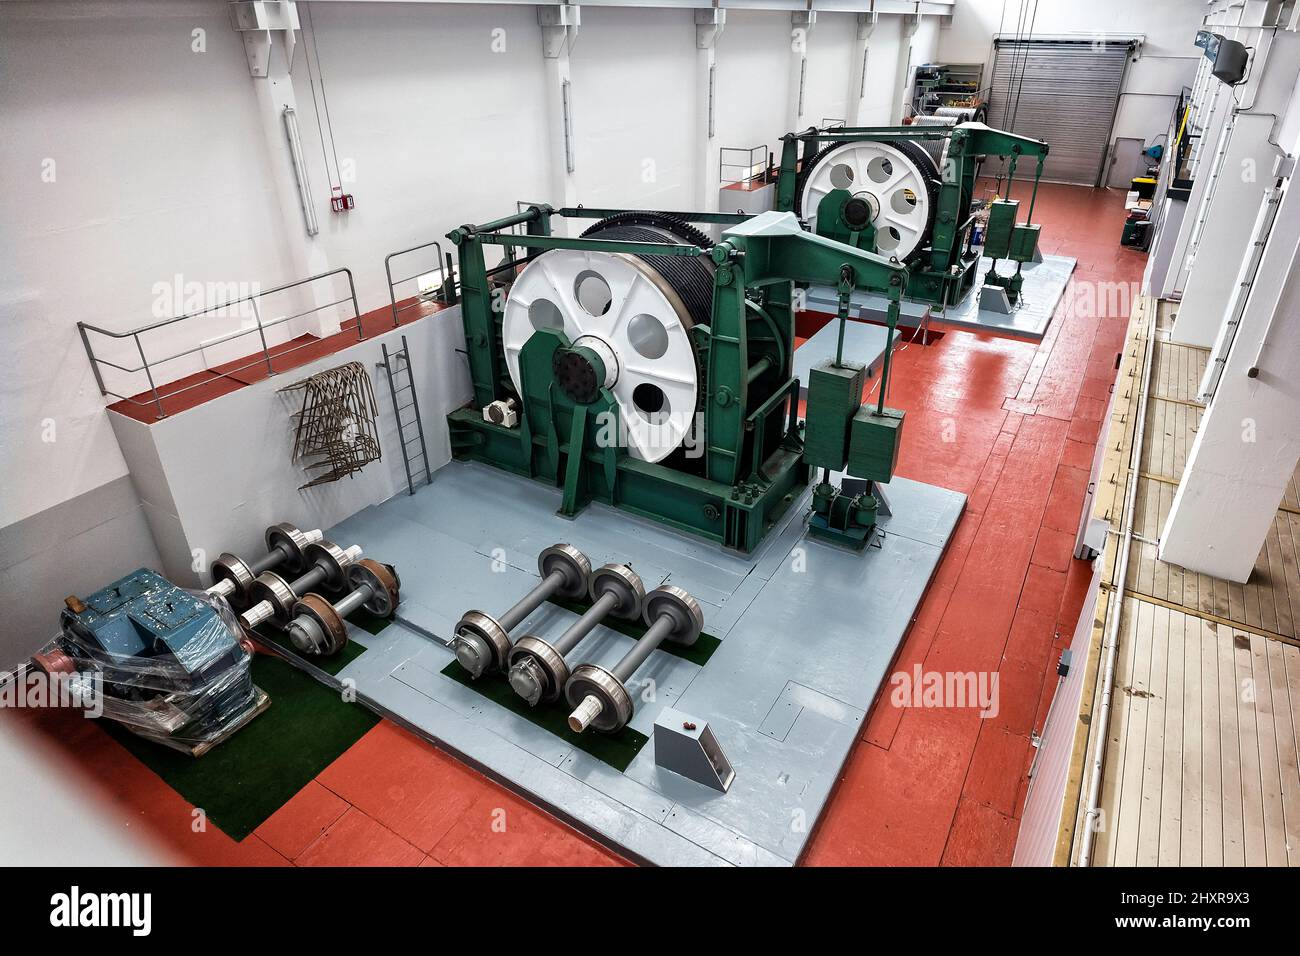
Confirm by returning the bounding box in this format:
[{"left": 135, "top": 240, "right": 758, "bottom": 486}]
[
  {"left": 797, "top": 139, "right": 938, "bottom": 260},
  {"left": 501, "top": 248, "right": 699, "bottom": 464}
]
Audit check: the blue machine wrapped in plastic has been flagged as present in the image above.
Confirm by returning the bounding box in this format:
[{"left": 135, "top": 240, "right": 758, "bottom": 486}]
[{"left": 31, "top": 568, "right": 267, "bottom": 754}]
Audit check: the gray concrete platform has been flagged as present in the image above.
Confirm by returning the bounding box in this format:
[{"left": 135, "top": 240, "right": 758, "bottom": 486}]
[
  {"left": 805, "top": 252, "right": 1077, "bottom": 341},
  {"left": 324, "top": 459, "right": 964, "bottom": 866},
  {"left": 792, "top": 319, "right": 897, "bottom": 396}
]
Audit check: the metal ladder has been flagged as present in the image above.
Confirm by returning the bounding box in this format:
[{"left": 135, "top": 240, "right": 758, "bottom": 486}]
[{"left": 379, "top": 335, "right": 432, "bottom": 495}]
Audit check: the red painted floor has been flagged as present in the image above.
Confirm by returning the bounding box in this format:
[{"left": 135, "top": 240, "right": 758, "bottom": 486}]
[
  {"left": 804, "top": 182, "right": 1144, "bottom": 865},
  {"left": 19, "top": 181, "right": 1144, "bottom": 866}
]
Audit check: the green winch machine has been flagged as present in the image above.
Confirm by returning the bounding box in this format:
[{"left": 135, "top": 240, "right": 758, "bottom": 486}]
[
  {"left": 445, "top": 205, "right": 910, "bottom": 553},
  {"left": 774, "top": 122, "right": 1049, "bottom": 308}
]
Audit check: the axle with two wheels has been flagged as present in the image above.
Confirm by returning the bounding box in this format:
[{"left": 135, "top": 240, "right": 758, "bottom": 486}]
[
  {"left": 566, "top": 584, "right": 703, "bottom": 734},
  {"left": 287, "top": 559, "right": 402, "bottom": 655},
  {"left": 507, "top": 563, "right": 645, "bottom": 706},
  {"left": 451, "top": 544, "right": 591, "bottom": 677},
  {"left": 239, "top": 541, "right": 362, "bottom": 630},
  {"left": 207, "top": 522, "right": 323, "bottom": 606}
]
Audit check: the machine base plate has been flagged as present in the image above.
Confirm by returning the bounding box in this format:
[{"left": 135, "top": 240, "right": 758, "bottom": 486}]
[
  {"left": 805, "top": 252, "right": 1077, "bottom": 342},
  {"left": 322, "top": 459, "right": 965, "bottom": 866}
]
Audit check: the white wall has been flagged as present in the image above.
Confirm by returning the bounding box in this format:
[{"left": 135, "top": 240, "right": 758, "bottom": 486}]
[
  {"left": 714, "top": 11, "right": 796, "bottom": 171},
  {"left": 862, "top": 15, "right": 905, "bottom": 125},
  {"left": 804, "top": 13, "right": 859, "bottom": 127},
  {"left": 287, "top": 2, "right": 554, "bottom": 310},
  {"left": 110, "top": 308, "right": 469, "bottom": 588},
  {"left": 938, "top": 0, "right": 1205, "bottom": 145},
  {"left": 0, "top": 0, "right": 298, "bottom": 530},
  {"left": 568, "top": 7, "right": 699, "bottom": 208}
]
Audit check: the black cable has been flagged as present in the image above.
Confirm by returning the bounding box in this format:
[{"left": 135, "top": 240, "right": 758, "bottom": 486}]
[
  {"left": 1006, "top": 0, "right": 1031, "bottom": 131},
  {"left": 990, "top": 0, "right": 1029, "bottom": 182},
  {"left": 580, "top": 215, "right": 716, "bottom": 329},
  {"left": 302, "top": 4, "right": 335, "bottom": 187},
  {"left": 1009, "top": 0, "right": 1040, "bottom": 132},
  {"left": 304, "top": 3, "right": 343, "bottom": 188}
]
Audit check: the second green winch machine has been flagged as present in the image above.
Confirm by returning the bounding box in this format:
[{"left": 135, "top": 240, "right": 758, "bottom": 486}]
[{"left": 775, "top": 121, "right": 1049, "bottom": 307}]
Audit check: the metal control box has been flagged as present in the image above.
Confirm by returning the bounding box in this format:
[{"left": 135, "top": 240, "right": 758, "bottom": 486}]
[
  {"left": 848, "top": 406, "right": 905, "bottom": 483},
  {"left": 1010, "top": 223, "right": 1041, "bottom": 262},
  {"left": 983, "top": 199, "right": 1020, "bottom": 259},
  {"left": 803, "top": 360, "right": 866, "bottom": 472}
]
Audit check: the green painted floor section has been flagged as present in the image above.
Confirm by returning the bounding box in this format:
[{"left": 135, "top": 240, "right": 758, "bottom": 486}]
[
  {"left": 441, "top": 660, "right": 649, "bottom": 772},
  {"left": 103, "top": 642, "right": 377, "bottom": 841}
]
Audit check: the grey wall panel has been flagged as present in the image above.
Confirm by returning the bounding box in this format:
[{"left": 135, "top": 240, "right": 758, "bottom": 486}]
[
  {"left": 0, "top": 475, "right": 163, "bottom": 666},
  {"left": 987, "top": 39, "right": 1134, "bottom": 186}
]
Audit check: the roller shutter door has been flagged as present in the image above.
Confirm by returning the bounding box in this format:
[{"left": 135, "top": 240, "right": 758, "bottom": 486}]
[{"left": 986, "top": 38, "right": 1135, "bottom": 186}]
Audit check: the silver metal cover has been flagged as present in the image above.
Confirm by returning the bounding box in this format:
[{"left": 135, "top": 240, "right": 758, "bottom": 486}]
[
  {"left": 508, "top": 635, "right": 570, "bottom": 703},
  {"left": 454, "top": 610, "right": 511, "bottom": 675}
]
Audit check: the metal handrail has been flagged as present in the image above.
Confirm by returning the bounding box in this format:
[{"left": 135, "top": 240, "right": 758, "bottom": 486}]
[
  {"left": 383, "top": 239, "right": 449, "bottom": 328},
  {"left": 78, "top": 267, "right": 362, "bottom": 420},
  {"left": 720, "top": 144, "right": 770, "bottom": 188}
]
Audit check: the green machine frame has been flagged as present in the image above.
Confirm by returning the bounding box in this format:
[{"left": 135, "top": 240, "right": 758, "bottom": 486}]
[
  {"left": 446, "top": 205, "right": 908, "bottom": 553},
  {"left": 774, "top": 124, "right": 1049, "bottom": 308}
]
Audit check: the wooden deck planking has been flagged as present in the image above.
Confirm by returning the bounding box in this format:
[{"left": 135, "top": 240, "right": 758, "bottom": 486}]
[
  {"left": 1219, "top": 628, "right": 1245, "bottom": 865},
  {"left": 1159, "top": 608, "right": 1186, "bottom": 866},
  {"left": 1180, "top": 616, "right": 1203, "bottom": 866},
  {"left": 1072, "top": 294, "right": 1300, "bottom": 867},
  {"left": 1198, "top": 619, "right": 1222, "bottom": 866},
  {"left": 1279, "top": 643, "right": 1300, "bottom": 865},
  {"left": 1253, "top": 635, "right": 1288, "bottom": 866}
]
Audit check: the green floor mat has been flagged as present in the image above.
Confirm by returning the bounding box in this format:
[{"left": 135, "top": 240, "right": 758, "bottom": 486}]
[
  {"left": 340, "top": 607, "right": 395, "bottom": 638},
  {"left": 441, "top": 661, "right": 649, "bottom": 772},
  {"left": 102, "top": 643, "right": 377, "bottom": 841}
]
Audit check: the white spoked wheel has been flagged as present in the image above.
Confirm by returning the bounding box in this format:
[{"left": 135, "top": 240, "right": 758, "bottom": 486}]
[
  {"left": 799, "top": 140, "right": 934, "bottom": 260},
  {"left": 502, "top": 249, "right": 698, "bottom": 464}
]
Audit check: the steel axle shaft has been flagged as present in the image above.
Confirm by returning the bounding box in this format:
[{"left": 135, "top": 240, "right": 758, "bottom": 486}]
[
  {"left": 507, "top": 564, "right": 645, "bottom": 707},
  {"left": 566, "top": 584, "right": 704, "bottom": 734},
  {"left": 451, "top": 544, "right": 591, "bottom": 678}
]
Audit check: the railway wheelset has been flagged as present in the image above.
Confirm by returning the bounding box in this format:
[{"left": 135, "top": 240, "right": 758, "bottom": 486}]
[{"left": 452, "top": 542, "right": 703, "bottom": 735}]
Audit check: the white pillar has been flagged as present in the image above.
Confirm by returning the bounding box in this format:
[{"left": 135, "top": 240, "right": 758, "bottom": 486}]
[
  {"left": 539, "top": 4, "right": 580, "bottom": 234},
  {"left": 1171, "top": 25, "right": 1300, "bottom": 346},
  {"left": 1160, "top": 78, "right": 1233, "bottom": 299},
  {"left": 1163, "top": 0, "right": 1255, "bottom": 299},
  {"left": 1159, "top": 153, "right": 1300, "bottom": 582},
  {"left": 788, "top": 12, "right": 816, "bottom": 132},
  {"left": 847, "top": 13, "right": 878, "bottom": 126},
  {"left": 695, "top": 9, "right": 725, "bottom": 213},
  {"left": 232, "top": 1, "right": 335, "bottom": 339},
  {"left": 891, "top": 13, "right": 921, "bottom": 124}
]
